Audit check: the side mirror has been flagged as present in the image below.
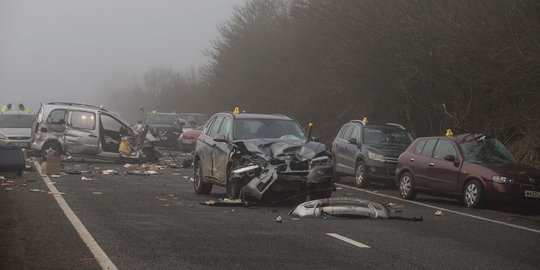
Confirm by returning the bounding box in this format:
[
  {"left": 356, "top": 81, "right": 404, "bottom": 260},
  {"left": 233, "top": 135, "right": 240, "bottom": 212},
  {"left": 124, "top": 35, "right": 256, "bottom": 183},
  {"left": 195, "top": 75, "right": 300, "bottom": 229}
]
[
  {"left": 348, "top": 138, "right": 358, "bottom": 145},
  {"left": 443, "top": 154, "right": 456, "bottom": 162},
  {"left": 214, "top": 134, "right": 228, "bottom": 143}
]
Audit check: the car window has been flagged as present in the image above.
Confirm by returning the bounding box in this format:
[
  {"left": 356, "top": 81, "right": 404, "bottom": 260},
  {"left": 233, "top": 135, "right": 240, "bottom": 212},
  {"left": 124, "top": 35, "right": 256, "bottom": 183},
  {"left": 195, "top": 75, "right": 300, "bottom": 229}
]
[
  {"left": 219, "top": 116, "right": 231, "bottom": 136},
  {"left": 70, "top": 111, "right": 95, "bottom": 130},
  {"left": 233, "top": 118, "right": 306, "bottom": 141},
  {"left": 421, "top": 139, "right": 437, "bottom": 157},
  {"left": 208, "top": 116, "right": 224, "bottom": 138},
  {"left": 414, "top": 139, "right": 427, "bottom": 154},
  {"left": 337, "top": 125, "right": 348, "bottom": 139},
  {"left": 101, "top": 114, "right": 125, "bottom": 132},
  {"left": 433, "top": 139, "right": 457, "bottom": 160},
  {"left": 0, "top": 114, "right": 36, "bottom": 128},
  {"left": 204, "top": 117, "right": 216, "bottom": 135},
  {"left": 46, "top": 109, "right": 67, "bottom": 125},
  {"left": 350, "top": 125, "right": 360, "bottom": 141},
  {"left": 342, "top": 124, "right": 354, "bottom": 140}
]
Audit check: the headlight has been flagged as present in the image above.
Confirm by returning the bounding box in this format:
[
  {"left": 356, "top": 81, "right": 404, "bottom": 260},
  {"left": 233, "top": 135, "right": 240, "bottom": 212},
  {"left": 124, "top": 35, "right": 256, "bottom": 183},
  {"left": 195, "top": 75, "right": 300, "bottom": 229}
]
[
  {"left": 492, "top": 176, "right": 517, "bottom": 184},
  {"left": 0, "top": 133, "right": 7, "bottom": 140},
  {"left": 368, "top": 151, "right": 385, "bottom": 162},
  {"left": 310, "top": 155, "right": 333, "bottom": 167}
]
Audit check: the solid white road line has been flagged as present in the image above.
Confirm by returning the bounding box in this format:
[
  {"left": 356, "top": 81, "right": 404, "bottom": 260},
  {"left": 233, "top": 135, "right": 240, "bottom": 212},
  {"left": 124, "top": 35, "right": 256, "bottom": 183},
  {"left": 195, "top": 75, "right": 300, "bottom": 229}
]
[
  {"left": 336, "top": 183, "right": 540, "bottom": 235},
  {"left": 327, "top": 233, "right": 371, "bottom": 248},
  {"left": 35, "top": 162, "right": 118, "bottom": 270}
]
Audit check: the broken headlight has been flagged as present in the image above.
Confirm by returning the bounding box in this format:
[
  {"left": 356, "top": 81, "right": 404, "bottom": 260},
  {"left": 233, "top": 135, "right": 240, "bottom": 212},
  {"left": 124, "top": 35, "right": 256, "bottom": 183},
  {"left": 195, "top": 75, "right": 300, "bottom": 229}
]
[{"left": 310, "top": 155, "right": 333, "bottom": 167}]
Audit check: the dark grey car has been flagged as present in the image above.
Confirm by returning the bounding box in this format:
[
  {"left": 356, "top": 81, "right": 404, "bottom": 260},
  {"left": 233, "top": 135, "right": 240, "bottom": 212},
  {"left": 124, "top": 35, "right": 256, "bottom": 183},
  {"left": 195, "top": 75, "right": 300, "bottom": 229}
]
[
  {"left": 193, "top": 112, "right": 334, "bottom": 202},
  {"left": 332, "top": 120, "right": 413, "bottom": 187}
]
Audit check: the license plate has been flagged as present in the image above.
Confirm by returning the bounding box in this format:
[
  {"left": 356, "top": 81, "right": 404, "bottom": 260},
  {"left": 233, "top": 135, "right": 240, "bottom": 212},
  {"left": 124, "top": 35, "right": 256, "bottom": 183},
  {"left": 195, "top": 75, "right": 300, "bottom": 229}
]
[{"left": 525, "top": 190, "right": 540, "bottom": 198}]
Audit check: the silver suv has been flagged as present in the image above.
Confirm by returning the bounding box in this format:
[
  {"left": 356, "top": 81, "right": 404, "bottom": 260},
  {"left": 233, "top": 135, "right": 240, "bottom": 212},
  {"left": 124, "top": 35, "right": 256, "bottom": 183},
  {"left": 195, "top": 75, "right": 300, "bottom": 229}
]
[{"left": 31, "top": 102, "right": 158, "bottom": 162}]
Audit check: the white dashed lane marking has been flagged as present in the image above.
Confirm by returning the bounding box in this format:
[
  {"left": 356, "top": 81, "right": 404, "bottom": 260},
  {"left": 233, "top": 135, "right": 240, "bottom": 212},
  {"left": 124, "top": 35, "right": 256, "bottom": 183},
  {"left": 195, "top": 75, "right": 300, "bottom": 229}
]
[{"left": 327, "top": 233, "right": 371, "bottom": 248}]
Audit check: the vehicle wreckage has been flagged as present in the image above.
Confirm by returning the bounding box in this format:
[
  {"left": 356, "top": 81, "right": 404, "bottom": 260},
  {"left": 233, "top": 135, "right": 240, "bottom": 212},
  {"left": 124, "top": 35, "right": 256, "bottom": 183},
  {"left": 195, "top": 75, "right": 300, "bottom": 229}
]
[
  {"left": 228, "top": 139, "right": 335, "bottom": 203},
  {"left": 289, "top": 197, "right": 423, "bottom": 221}
]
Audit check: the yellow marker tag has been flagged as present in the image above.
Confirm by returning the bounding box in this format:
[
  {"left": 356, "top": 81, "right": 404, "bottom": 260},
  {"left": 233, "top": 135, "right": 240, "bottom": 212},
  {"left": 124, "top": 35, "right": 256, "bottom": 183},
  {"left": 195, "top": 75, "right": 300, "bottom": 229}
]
[
  {"left": 308, "top": 122, "right": 313, "bottom": 128},
  {"left": 233, "top": 107, "right": 240, "bottom": 114},
  {"left": 362, "top": 117, "right": 368, "bottom": 124},
  {"left": 446, "top": 129, "right": 453, "bottom": 137}
]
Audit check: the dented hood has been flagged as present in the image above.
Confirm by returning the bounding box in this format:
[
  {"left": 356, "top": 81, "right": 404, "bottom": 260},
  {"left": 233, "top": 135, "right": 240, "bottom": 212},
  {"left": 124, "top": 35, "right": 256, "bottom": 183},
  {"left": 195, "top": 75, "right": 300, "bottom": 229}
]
[{"left": 235, "top": 138, "right": 326, "bottom": 161}]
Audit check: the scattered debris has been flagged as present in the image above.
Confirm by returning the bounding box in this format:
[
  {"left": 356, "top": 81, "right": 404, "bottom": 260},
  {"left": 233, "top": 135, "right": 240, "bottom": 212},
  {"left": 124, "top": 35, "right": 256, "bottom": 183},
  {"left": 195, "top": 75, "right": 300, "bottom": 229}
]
[
  {"left": 200, "top": 198, "right": 247, "bottom": 207},
  {"left": 5, "top": 187, "right": 13, "bottom": 191},
  {"left": 101, "top": 169, "right": 120, "bottom": 175},
  {"left": 434, "top": 210, "right": 444, "bottom": 216},
  {"left": 50, "top": 174, "right": 61, "bottom": 178},
  {"left": 91, "top": 192, "right": 102, "bottom": 195},
  {"left": 29, "top": 189, "right": 46, "bottom": 192},
  {"left": 275, "top": 216, "right": 282, "bottom": 223},
  {"left": 48, "top": 191, "right": 66, "bottom": 195},
  {"left": 81, "top": 176, "right": 93, "bottom": 181}
]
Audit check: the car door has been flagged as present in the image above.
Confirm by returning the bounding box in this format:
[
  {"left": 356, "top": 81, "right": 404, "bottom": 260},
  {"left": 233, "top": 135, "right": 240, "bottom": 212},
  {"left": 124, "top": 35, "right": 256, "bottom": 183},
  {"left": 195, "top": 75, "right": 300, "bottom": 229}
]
[
  {"left": 426, "top": 139, "right": 461, "bottom": 194},
  {"left": 199, "top": 115, "right": 223, "bottom": 179},
  {"left": 334, "top": 124, "right": 355, "bottom": 174},
  {"left": 212, "top": 115, "right": 233, "bottom": 184},
  {"left": 332, "top": 124, "right": 349, "bottom": 173},
  {"left": 411, "top": 138, "right": 438, "bottom": 189},
  {"left": 64, "top": 110, "right": 99, "bottom": 155},
  {"left": 35, "top": 108, "right": 68, "bottom": 146},
  {"left": 343, "top": 125, "right": 361, "bottom": 173}
]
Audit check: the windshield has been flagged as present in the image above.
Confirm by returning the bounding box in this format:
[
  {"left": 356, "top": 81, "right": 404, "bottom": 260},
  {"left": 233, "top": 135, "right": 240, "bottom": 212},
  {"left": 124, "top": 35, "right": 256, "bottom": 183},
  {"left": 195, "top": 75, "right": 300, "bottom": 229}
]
[
  {"left": 459, "top": 138, "right": 516, "bottom": 164},
  {"left": 363, "top": 126, "right": 413, "bottom": 147},
  {"left": 233, "top": 119, "right": 306, "bottom": 141},
  {"left": 145, "top": 114, "right": 178, "bottom": 125},
  {"left": 0, "top": 114, "right": 36, "bottom": 128}
]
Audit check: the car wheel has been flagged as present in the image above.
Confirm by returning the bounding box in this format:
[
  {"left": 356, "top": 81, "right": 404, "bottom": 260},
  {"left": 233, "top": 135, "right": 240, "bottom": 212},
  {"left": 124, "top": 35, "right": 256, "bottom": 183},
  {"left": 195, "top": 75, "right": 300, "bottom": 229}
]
[
  {"left": 464, "top": 180, "right": 484, "bottom": 208},
  {"left": 42, "top": 141, "right": 62, "bottom": 159},
  {"left": 194, "top": 161, "right": 212, "bottom": 194},
  {"left": 226, "top": 173, "right": 242, "bottom": 199},
  {"left": 399, "top": 172, "right": 417, "bottom": 200},
  {"left": 140, "top": 147, "right": 155, "bottom": 163},
  {"left": 354, "top": 160, "right": 370, "bottom": 188}
]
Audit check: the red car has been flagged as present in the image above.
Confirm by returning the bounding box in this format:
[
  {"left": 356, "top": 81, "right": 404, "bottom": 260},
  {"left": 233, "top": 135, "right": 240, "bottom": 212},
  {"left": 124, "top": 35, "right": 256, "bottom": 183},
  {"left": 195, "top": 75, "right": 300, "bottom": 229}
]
[
  {"left": 395, "top": 133, "right": 540, "bottom": 208},
  {"left": 177, "top": 125, "right": 203, "bottom": 152}
]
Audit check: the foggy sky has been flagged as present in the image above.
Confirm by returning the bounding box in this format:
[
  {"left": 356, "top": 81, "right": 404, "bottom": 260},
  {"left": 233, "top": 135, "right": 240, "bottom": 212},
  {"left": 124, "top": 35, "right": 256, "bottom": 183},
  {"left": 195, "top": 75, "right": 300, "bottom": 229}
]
[{"left": 0, "top": 0, "right": 243, "bottom": 111}]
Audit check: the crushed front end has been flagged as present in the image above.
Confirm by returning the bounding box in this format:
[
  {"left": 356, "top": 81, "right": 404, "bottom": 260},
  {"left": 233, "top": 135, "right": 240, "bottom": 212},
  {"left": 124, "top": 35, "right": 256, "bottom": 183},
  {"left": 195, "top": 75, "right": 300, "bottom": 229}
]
[{"left": 230, "top": 140, "right": 335, "bottom": 202}]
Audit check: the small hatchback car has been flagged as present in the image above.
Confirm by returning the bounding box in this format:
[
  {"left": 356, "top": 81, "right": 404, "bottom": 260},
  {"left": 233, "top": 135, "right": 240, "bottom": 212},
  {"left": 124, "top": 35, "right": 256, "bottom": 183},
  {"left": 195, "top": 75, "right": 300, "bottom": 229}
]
[
  {"left": 31, "top": 102, "right": 158, "bottom": 162},
  {"left": 332, "top": 120, "right": 413, "bottom": 187},
  {"left": 396, "top": 133, "right": 540, "bottom": 208},
  {"left": 193, "top": 112, "right": 334, "bottom": 202}
]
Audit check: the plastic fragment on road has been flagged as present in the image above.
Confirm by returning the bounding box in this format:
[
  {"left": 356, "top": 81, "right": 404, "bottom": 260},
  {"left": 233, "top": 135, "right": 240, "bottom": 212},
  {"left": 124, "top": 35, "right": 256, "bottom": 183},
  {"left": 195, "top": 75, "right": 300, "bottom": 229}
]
[
  {"left": 48, "top": 191, "right": 66, "bottom": 195},
  {"left": 434, "top": 210, "right": 444, "bottom": 216},
  {"left": 275, "top": 216, "right": 282, "bottom": 223},
  {"left": 29, "top": 189, "right": 46, "bottom": 192},
  {"left": 289, "top": 197, "right": 423, "bottom": 221},
  {"left": 5, "top": 187, "right": 13, "bottom": 191},
  {"left": 91, "top": 192, "right": 102, "bottom": 195},
  {"left": 81, "top": 176, "right": 93, "bottom": 181},
  {"left": 50, "top": 174, "right": 61, "bottom": 178}
]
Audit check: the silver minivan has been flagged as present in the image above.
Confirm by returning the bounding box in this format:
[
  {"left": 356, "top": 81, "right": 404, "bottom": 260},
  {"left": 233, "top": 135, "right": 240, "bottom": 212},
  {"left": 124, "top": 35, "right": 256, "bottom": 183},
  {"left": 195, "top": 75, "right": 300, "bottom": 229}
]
[{"left": 31, "top": 102, "right": 158, "bottom": 162}]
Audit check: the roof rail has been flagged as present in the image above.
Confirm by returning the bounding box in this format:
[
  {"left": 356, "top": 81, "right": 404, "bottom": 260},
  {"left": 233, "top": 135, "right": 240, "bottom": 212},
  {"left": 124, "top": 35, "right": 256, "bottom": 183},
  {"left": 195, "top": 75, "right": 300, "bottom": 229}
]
[
  {"left": 351, "top": 119, "right": 366, "bottom": 125},
  {"left": 385, "top": 123, "right": 406, "bottom": 130},
  {"left": 47, "top": 102, "right": 109, "bottom": 112}
]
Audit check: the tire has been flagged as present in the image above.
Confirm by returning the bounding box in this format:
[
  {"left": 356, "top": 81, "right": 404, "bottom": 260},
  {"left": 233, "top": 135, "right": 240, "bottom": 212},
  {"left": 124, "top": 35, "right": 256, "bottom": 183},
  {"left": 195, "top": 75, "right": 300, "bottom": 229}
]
[
  {"left": 354, "top": 160, "right": 370, "bottom": 188},
  {"left": 226, "top": 172, "right": 241, "bottom": 199},
  {"left": 41, "top": 141, "right": 62, "bottom": 159},
  {"left": 463, "top": 180, "right": 484, "bottom": 208},
  {"left": 399, "top": 172, "right": 417, "bottom": 200},
  {"left": 194, "top": 161, "right": 212, "bottom": 194},
  {"left": 140, "top": 147, "right": 155, "bottom": 163}
]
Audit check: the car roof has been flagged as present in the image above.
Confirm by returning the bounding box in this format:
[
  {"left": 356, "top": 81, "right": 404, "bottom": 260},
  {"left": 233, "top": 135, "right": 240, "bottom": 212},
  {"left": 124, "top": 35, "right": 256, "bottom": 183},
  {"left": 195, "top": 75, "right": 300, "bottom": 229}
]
[
  {"left": 349, "top": 120, "right": 406, "bottom": 130},
  {"left": 149, "top": 112, "right": 177, "bottom": 116},
  {"left": 220, "top": 112, "right": 293, "bottom": 120},
  {"left": 44, "top": 102, "right": 109, "bottom": 112},
  {"left": 177, "top": 113, "right": 208, "bottom": 116},
  {"left": 415, "top": 133, "right": 486, "bottom": 143}
]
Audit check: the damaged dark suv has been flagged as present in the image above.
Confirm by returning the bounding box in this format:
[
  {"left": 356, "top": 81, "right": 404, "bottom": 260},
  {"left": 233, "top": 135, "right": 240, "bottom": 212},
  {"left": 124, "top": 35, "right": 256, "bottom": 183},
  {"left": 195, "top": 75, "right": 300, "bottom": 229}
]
[{"left": 193, "top": 112, "right": 334, "bottom": 202}]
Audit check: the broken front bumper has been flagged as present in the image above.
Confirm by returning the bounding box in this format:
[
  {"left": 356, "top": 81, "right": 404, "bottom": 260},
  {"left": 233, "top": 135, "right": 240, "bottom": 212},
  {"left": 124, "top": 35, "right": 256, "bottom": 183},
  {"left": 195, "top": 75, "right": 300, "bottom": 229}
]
[{"left": 239, "top": 164, "right": 334, "bottom": 201}]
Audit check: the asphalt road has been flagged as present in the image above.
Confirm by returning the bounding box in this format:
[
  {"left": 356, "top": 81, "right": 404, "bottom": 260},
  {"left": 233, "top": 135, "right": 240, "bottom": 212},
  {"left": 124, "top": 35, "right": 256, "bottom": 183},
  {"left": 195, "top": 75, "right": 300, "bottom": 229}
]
[{"left": 1, "top": 153, "right": 540, "bottom": 270}]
